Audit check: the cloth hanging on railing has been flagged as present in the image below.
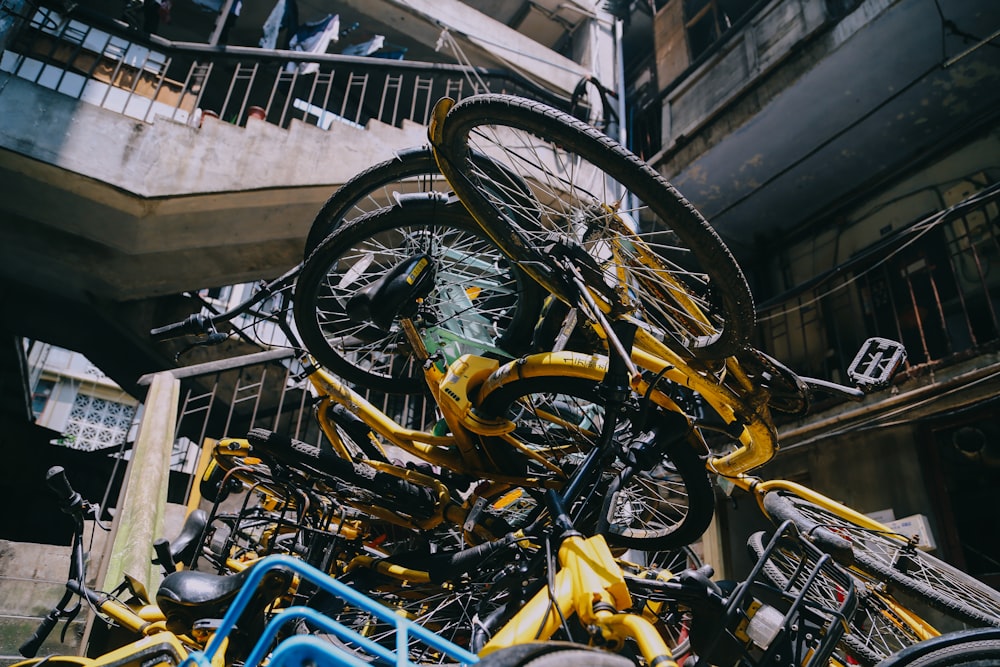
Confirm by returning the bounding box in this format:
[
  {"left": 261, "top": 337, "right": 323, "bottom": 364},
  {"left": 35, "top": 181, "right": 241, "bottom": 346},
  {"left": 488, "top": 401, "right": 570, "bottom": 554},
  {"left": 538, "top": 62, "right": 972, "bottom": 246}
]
[
  {"left": 259, "top": 0, "right": 297, "bottom": 49},
  {"left": 285, "top": 13, "right": 338, "bottom": 74},
  {"left": 341, "top": 34, "right": 384, "bottom": 56}
]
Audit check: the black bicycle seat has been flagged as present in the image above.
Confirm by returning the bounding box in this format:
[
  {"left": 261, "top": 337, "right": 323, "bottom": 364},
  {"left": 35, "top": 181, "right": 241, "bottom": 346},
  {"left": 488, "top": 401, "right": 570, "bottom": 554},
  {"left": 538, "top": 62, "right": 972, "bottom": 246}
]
[
  {"left": 345, "top": 253, "right": 436, "bottom": 330},
  {"left": 156, "top": 562, "right": 292, "bottom": 637},
  {"left": 168, "top": 509, "right": 208, "bottom": 566}
]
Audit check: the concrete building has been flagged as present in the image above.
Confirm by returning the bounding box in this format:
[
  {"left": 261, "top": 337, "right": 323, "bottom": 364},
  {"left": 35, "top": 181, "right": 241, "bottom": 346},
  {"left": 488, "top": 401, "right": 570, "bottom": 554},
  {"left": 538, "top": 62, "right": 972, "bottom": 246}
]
[
  {"left": 0, "top": 0, "right": 998, "bottom": 623},
  {"left": 630, "top": 0, "right": 1000, "bottom": 587}
]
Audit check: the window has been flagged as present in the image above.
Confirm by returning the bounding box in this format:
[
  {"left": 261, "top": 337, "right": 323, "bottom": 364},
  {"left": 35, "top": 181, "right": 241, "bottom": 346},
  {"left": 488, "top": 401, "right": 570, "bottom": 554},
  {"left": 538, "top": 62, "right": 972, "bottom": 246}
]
[
  {"left": 31, "top": 379, "right": 55, "bottom": 419},
  {"left": 683, "top": 0, "right": 754, "bottom": 60}
]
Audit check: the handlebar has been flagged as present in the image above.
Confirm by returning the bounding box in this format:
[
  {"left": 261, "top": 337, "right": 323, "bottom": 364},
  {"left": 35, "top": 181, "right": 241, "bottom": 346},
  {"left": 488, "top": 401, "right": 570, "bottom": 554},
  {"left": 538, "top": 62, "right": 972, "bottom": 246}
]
[
  {"left": 150, "top": 313, "right": 219, "bottom": 342},
  {"left": 46, "top": 466, "right": 83, "bottom": 513},
  {"left": 18, "top": 608, "right": 64, "bottom": 658},
  {"left": 19, "top": 468, "right": 91, "bottom": 657}
]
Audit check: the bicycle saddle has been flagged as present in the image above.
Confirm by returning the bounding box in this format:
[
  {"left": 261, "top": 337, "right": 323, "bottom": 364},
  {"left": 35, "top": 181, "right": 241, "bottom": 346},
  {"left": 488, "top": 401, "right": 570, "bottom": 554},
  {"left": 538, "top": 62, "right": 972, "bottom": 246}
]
[
  {"left": 345, "top": 253, "right": 436, "bottom": 330},
  {"left": 156, "top": 561, "right": 292, "bottom": 637},
  {"left": 169, "top": 509, "right": 208, "bottom": 565}
]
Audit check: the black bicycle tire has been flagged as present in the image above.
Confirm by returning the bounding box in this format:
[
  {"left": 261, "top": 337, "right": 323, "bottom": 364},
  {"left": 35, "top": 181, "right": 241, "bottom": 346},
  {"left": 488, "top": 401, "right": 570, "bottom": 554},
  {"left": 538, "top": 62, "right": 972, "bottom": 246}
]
[
  {"left": 874, "top": 628, "right": 1000, "bottom": 666},
  {"left": 476, "top": 376, "right": 715, "bottom": 550},
  {"left": 746, "top": 530, "right": 923, "bottom": 666},
  {"left": 597, "top": 430, "right": 715, "bottom": 550},
  {"left": 246, "top": 427, "right": 450, "bottom": 526},
  {"left": 523, "top": 648, "right": 634, "bottom": 667},
  {"left": 431, "top": 93, "right": 754, "bottom": 360},
  {"left": 477, "top": 643, "right": 635, "bottom": 667},
  {"left": 304, "top": 146, "right": 536, "bottom": 259},
  {"left": 295, "top": 196, "right": 542, "bottom": 394},
  {"left": 782, "top": 494, "right": 1000, "bottom": 628},
  {"left": 303, "top": 146, "right": 449, "bottom": 259}
]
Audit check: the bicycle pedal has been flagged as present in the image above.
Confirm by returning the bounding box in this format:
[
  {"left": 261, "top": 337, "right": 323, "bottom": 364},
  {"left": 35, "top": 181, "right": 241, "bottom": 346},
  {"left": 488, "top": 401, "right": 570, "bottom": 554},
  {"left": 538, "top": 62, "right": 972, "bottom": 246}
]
[{"left": 847, "top": 337, "right": 906, "bottom": 388}]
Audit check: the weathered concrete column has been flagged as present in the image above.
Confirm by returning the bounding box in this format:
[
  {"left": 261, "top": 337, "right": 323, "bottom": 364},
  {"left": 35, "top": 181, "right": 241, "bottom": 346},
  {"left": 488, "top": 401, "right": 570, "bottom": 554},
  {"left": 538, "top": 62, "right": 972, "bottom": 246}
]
[{"left": 100, "top": 371, "right": 179, "bottom": 593}]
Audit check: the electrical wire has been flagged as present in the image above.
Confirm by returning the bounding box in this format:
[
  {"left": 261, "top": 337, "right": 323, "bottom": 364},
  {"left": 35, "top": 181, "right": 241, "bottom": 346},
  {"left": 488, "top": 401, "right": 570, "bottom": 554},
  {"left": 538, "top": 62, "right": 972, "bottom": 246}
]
[{"left": 757, "top": 180, "right": 1000, "bottom": 322}]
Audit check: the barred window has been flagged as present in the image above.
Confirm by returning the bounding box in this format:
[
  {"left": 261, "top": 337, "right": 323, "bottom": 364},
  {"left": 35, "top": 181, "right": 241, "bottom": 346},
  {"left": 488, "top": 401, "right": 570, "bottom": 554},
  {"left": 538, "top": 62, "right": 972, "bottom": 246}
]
[{"left": 62, "top": 393, "right": 136, "bottom": 451}]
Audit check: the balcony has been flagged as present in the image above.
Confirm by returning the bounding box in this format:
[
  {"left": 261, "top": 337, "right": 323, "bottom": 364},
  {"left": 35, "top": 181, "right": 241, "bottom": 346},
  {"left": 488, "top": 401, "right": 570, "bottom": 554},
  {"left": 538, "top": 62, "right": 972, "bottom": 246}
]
[{"left": 757, "top": 180, "right": 1000, "bottom": 423}]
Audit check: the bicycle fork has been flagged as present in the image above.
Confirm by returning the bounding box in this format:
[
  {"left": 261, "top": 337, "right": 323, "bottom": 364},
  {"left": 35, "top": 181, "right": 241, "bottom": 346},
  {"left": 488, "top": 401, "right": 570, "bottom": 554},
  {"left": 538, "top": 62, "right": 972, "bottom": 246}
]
[{"left": 481, "top": 531, "right": 678, "bottom": 667}]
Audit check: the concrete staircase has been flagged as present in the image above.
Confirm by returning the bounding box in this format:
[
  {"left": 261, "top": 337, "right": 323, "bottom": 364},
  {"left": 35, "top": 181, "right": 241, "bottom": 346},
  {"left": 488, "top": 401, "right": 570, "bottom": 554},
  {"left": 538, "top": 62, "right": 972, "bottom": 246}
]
[{"left": 0, "top": 70, "right": 429, "bottom": 302}]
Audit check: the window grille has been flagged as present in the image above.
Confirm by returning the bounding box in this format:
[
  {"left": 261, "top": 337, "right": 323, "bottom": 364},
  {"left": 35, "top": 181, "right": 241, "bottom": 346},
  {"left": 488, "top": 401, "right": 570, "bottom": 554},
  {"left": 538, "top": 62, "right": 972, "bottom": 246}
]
[{"left": 62, "top": 393, "right": 136, "bottom": 451}]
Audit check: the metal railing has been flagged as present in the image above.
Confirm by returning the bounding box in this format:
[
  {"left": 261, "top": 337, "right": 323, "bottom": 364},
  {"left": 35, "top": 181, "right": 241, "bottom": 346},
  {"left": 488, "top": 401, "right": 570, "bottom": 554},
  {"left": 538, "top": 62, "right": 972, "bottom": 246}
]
[
  {"left": 154, "top": 344, "right": 438, "bottom": 504},
  {"left": 1, "top": 3, "right": 578, "bottom": 130},
  {"left": 756, "top": 182, "right": 1000, "bottom": 385}
]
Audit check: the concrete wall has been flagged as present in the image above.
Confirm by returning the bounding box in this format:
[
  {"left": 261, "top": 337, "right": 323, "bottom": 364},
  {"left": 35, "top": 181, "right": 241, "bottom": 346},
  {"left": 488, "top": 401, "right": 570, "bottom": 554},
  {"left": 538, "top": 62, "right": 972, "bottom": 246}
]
[
  {"left": 0, "top": 71, "right": 432, "bottom": 301},
  {"left": 0, "top": 526, "right": 108, "bottom": 666},
  {"left": 0, "top": 72, "right": 426, "bottom": 197}
]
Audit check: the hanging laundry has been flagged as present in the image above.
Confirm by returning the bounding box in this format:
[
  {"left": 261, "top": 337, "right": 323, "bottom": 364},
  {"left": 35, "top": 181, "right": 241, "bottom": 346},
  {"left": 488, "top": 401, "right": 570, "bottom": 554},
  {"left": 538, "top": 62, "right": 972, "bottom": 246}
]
[
  {"left": 286, "top": 13, "right": 339, "bottom": 74},
  {"left": 341, "top": 34, "right": 384, "bottom": 56},
  {"left": 259, "top": 0, "right": 298, "bottom": 49}
]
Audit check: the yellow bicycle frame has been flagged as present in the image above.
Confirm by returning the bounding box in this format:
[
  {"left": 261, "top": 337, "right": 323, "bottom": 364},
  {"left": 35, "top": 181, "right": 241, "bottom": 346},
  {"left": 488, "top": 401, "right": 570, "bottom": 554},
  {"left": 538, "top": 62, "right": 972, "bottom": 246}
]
[{"left": 481, "top": 532, "right": 678, "bottom": 667}]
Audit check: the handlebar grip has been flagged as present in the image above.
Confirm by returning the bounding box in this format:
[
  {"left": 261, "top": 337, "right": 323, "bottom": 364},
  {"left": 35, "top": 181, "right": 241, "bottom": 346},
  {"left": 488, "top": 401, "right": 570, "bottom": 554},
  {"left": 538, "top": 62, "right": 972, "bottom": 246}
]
[
  {"left": 18, "top": 609, "right": 61, "bottom": 657},
  {"left": 45, "top": 466, "right": 80, "bottom": 508},
  {"left": 150, "top": 313, "right": 212, "bottom": 342}
]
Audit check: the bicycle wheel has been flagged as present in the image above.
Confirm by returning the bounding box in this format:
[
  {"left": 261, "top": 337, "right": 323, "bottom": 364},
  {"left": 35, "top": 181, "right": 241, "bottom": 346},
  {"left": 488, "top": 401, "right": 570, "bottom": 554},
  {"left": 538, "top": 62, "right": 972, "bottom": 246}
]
[
  {"left": 303, "top": 146, "right": 451, "bottom": 259},
  {"left": 623, "top": 546, "right": 702, "bottom": 661},
  {"left": 476, "top": 376, "right": 715, "bottom": 550},
  {"left": 477, "top": 644, "right": 635, "bottom": 667},
  {"left": 782, "top": 494, "right": 1000, "bottom": 628},
  {"left": 295, "top": 195, "right": 542, "bottom": 394},
  {"left": 598, "top": 436, "right": 715, "bottom": 550},
  {"left": 747, "top": 530, "right": 926, "bottom": 666},
  {"left": 874, "top": 628, "right": 1000, "bottom": 666},
  {"left": 430, "top": 94, "right": 754, "bottom": 360}
]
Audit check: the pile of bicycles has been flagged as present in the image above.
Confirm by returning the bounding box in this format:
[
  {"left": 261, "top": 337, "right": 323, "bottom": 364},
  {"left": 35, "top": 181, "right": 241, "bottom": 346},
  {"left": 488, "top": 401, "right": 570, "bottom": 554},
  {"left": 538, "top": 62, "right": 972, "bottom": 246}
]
[{"left": 17, "top": 94, "right": 1000, "bottom": 667}]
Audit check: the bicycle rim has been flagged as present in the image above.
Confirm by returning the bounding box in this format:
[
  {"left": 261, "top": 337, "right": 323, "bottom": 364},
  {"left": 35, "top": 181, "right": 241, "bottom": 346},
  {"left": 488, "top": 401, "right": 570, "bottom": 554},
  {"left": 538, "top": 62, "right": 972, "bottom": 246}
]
[
  {"left": 476, "top": 375, "right": 714, "bottom": 549},
  {"left": 295, "top": 196, "right": 541, "bottom": 394},
  {"left": 598, "top": 431, "right": 716, "bottom": 550},
  {"left": 431, "top": 94, "right": 754, "bottom": 360}
]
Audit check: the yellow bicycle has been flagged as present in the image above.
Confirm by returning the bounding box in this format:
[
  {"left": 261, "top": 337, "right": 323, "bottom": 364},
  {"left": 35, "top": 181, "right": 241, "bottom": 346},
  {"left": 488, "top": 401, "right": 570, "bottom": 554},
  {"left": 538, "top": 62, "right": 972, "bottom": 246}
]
[
  {"left": 423, "top": 92, "right": 1000, "bottom": 658},
  {"left": 153, "top": 229, "right": 716, "bottom": 551}
]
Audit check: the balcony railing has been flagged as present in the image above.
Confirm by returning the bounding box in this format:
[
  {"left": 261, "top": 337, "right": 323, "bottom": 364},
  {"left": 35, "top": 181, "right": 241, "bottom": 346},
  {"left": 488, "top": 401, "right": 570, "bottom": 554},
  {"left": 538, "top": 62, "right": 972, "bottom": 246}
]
[
  {"left": 757, "top": 182, "right": 1000, "bottom": 386},
  {"left": 1, "top": 3, "right": 580, "bottom": 131}
]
